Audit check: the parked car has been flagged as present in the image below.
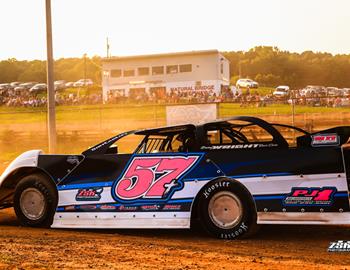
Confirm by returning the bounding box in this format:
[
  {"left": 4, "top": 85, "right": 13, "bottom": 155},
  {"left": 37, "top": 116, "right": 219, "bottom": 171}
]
[
  {"left": 342, "top": 88, "right": 350, "bottom": 96},
  {"left": 9, "top": 82, "right": 22, "bottom": 90},
  {"left": 54, "top": 80, "right": 67, "bottom": 91},
  {"left": 0, "top": 83, "right": 10, "bottom": 91},
  {"left": 73, "top": 79, "right": 93, "bottom": 87},
  {"left": 1, "top": 116, "right": 350, "bottom": 239},
  {"left": 273, "top": 86, "right": 290, "bottom": 98},
  {"left": 65, "top": 82, "right": 75, "bottom": 88},
  {"left": 326, "top": 87, "right": 343, "bottom": 97},
  {"left": 236, "top": 79, "right": 259, "bottom": 89},
  {"left": 300, "top": 85, "right": 326, "bottom": 97},
  {"left": 29, "top": 83, "right": 47, "bottom": 93},
  {"left": 14, "top": 82, "right": 37, "bottom": 92}
]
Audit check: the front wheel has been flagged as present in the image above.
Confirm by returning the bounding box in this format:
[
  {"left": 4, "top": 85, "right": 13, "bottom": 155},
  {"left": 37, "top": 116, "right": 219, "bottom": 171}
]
[
  {"left": 14, "top": 173, "right": 57, "bottom": 227},
  {"left": 197, "top": 178, "right": 259, "bottom": 239}
]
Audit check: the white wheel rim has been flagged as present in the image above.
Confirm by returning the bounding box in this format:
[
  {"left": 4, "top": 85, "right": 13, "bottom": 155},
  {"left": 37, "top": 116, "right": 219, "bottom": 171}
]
[
  {"left": 208, "top": 191, "right": 243, "bottom": 229},
  {"left": 20, "top": 188, "right": 46, "bottom": 220}
]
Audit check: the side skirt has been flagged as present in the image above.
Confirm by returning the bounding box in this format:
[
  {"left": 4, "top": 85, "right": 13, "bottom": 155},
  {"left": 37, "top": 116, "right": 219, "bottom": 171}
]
[
  {"left": 258, "top": 212, "right": 350, "bottom": 225},
  {"left": 51, "top": 212, "right": 191, "bottom": 229}
]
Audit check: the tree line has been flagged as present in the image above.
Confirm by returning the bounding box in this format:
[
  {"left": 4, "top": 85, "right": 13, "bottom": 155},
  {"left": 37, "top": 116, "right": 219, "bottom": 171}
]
[
  {"left": 0, "top": 46, "right": 350, "bottom": 89},
  {"left": 0, "top": 56, "right": 101, "bottom": 85},
  {"left": 223, "top": 46, "right": 350, "bottom": 88}
]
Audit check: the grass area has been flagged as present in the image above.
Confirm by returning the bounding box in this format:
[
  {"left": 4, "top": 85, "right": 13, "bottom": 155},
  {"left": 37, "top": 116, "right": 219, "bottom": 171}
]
[{"left": 0, "top": 103, "right": 165, "bottom": 125}]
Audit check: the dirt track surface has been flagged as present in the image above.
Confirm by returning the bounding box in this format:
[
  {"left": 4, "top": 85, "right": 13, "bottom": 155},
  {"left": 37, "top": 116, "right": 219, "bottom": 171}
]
[{"left": 0, "top": 209, "right": 349, "bottom": 269}]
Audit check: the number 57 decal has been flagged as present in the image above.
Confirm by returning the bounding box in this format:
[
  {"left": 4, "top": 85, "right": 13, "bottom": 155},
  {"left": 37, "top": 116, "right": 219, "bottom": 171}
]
[{"left": 112, "top": 154, "right": 202, "bottom": 203}]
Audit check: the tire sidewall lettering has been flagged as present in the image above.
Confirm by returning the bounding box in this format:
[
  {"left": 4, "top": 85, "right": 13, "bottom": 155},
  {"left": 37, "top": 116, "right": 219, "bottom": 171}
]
[
  {"left": 203, "top": 181, "right": 231, "bottom": 199},
  {"left": 219, "top": 223, "right": 249, "bottom": 239}
]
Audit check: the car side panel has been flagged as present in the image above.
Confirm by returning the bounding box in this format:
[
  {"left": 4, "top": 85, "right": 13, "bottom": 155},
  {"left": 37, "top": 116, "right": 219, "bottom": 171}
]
[
  {"left": 52, "top": 152, "right": 221, "bottom": 228},
  {"left": 52, "top": 146, "right": 350, "bottom": 228},
  {"left": 205, "top": 146, "right": 350, "bottom": 224}
]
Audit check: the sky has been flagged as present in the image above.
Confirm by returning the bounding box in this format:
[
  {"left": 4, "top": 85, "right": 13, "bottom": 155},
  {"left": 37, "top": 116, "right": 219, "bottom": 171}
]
[{"left": 0, "top": 0, "right": 349, "bottom": 60}]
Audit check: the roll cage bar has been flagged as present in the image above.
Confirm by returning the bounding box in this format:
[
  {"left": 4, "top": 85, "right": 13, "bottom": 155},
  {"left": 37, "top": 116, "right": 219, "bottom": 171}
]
[
  {"left": 83, "top": 116, "right": 308, "bottom": 156},
  {"left": 196, "top": 116, "right": 292, "bottom": 148}
]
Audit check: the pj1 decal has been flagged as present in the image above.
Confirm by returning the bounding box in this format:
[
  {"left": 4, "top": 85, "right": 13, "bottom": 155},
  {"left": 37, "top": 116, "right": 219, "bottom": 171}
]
[
  {"left": 112, "top": 154, "right": 202, "bottom": 203},
  {"left": 283, "top": 187, "right": 337, "bottom": 206}
]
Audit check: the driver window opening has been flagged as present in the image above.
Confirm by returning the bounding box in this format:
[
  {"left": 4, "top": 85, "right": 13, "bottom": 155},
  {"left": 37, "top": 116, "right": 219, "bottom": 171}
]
[
  {"left": 205, "top": 121, "right": 274, "bottom": 146},
  {"left": 106, "top": 126, "right": 196, "bottom": 155},
  {"left": 136, "top": 131, "right": 195, "bottom": 154},
  {"left": 106, "top": 134, "right": 144, "bottom": 154}
]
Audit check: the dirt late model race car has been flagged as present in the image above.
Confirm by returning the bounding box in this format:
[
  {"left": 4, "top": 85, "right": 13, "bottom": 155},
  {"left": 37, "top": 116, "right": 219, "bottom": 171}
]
[{"left": 1, "top": 116, "right": 350, "bottom": 239}]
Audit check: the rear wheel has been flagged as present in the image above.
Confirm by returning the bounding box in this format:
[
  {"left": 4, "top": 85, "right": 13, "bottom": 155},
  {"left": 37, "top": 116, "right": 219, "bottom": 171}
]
[
  {"left": 208, "top": 191, "right": 243, "bottom": 230},
  {"left": 14, "top": 173, "right": 57, "bottom": 227},
  {"left": 197, "top": 178, "right": 259, "bottom": 239}
]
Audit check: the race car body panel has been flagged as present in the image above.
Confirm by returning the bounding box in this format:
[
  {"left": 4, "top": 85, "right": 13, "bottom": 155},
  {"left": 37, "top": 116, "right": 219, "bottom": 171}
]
[
  {"left": 2, "top": 116, "right": 350, "bottom": 229},
  {"left": 0, "top": 150, "right": 42, "bottom": 187}
]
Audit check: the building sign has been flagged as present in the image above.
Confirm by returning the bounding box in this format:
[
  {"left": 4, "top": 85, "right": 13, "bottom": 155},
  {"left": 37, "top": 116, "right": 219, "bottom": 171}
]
[{"left": 170, "top": 85, "right": 215, "bottom": 92}]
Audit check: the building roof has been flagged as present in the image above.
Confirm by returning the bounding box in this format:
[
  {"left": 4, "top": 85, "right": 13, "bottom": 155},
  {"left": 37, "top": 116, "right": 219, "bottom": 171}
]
[{"left": 102, "top": 50, "right": 221, "bottom": 62}]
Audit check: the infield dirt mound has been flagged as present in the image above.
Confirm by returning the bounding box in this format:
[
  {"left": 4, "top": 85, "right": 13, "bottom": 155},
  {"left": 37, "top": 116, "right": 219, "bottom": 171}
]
[{"left": 0, "top": 209, "right": 349, "bottom": 269}]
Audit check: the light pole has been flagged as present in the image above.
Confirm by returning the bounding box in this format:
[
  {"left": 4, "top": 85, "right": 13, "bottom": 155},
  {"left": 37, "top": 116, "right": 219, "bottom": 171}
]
[
  {"left": 45, "top": 0, "right": 57, "bottom": 153},
  {"left": 84, "top": 53, "right": 87, "bottom": 89}
]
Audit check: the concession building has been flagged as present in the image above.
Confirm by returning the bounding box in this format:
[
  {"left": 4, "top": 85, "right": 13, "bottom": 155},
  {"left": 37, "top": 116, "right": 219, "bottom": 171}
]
[{"left": 101, "top": 50, "right": 230, "bottom": 101}]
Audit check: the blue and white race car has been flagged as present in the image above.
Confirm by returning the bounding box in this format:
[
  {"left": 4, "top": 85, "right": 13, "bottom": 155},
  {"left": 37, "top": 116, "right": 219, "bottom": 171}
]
[{"left": 0, "top": 116, "right": 349, "bottom": 239}]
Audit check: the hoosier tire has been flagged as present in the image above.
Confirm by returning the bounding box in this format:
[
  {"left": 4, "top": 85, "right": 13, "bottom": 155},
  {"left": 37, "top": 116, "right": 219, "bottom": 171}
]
[
  {"left": 197, "top": 178, "right": 259, "bottom": 239},
  {"left": 14, "top": 173, "right": 57, "bottom": 227}
]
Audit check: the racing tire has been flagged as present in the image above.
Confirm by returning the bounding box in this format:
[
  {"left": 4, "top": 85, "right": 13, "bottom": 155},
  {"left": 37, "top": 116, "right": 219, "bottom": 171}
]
[
  {"left": 14, "top": 173, "right": 57, "bottom": 228},
  {"left": 197, "top": 178, "right": 259, "bottom": 239}
]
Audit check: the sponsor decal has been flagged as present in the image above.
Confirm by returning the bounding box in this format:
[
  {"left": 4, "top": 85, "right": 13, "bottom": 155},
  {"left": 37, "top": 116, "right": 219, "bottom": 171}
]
[
  {"left": 200, "top": 143, "right": 278, "bottom": 150},
  {"left": 76, "top": 188, "right": 103, "bottom": 201},
  {"left": 100, "top": 204, "right": 117, "bottom": 210},
  {"left": 203, "top": 181, "right": 231, "bottom": 199},
  {"left": 162, "top": 204, "right": 182, "bottom": 211},
  {"left": 311, "top": 133, "right": 339, "bottom": 147},
  {"left": 112, "top": 154, "right": 202, "bottom": 203},
  {"left": 328, "top": 240, "right": 350, "bottom": 252},
  {"left": 89, "top": 131, "right": 132, "bottom": 152},
  {"left": 118, "top": 205, "right": 138, "bottom": 211},
  {"left": 79, "top": 205, "right": 97, "bottom": 210},
  {"left": 140, "top": 205, "right": 161, "bottom": 211},
  {"left": 283, "top": 187, "right": 337, "bottom": 206},
  {"left": 67, "top": 155, "right": 80, "bottom": 165}
]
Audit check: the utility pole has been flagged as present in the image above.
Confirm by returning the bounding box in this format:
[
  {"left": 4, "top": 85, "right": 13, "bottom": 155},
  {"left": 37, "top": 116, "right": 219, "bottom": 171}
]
[
  {"left": 106, "top": 37, "right": 110, "bottom": 58},
  {"left": 45, "top": 0, "right": 57, "bottom": 153},
  {"left": 84, "top": 53, "right": 87, "bottom": 89},
  {"left": 238, "top": 61, "right": 242, "bottom": 78}
]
